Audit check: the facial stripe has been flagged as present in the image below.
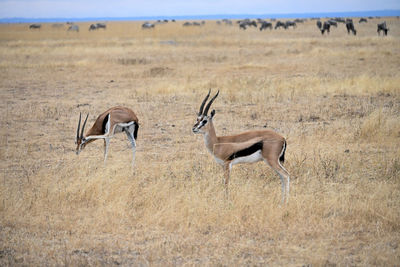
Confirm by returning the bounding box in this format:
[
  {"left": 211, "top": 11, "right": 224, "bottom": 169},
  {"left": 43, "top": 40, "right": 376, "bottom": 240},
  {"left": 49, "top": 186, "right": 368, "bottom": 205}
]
[{"left": 193, "top": 115, "right": 208, "bottom": 129}]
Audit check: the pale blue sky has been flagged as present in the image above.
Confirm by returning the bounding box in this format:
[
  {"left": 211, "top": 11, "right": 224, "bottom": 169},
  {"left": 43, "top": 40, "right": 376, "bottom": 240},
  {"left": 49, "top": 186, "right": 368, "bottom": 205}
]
[{"left": 0, "top": 0, "right": 399, "bottom": 18}]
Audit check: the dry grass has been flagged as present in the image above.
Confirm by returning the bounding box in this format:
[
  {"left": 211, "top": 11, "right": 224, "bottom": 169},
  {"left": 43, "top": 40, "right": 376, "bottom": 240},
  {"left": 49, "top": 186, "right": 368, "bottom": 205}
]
[{"left": 0, "top": 18, "right": 400, "bottom": 265}]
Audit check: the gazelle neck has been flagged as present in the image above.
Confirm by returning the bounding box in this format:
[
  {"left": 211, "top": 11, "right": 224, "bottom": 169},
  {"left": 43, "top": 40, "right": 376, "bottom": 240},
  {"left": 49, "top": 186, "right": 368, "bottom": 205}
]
[{"left": 203, "top": 120, "right": 218, "bottom": 154}]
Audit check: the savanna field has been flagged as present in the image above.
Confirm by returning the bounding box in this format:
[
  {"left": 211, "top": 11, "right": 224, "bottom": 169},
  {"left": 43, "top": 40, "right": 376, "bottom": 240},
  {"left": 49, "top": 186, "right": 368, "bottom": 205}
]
[{"left": 0, "top": 18, "right": 399, "bottom": 265}]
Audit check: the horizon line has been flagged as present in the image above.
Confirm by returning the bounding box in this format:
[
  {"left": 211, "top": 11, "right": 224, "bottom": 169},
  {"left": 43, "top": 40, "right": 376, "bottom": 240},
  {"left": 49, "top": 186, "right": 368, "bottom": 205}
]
[{"left": 1, "top": 9, "right": 399, "bottom": 23}]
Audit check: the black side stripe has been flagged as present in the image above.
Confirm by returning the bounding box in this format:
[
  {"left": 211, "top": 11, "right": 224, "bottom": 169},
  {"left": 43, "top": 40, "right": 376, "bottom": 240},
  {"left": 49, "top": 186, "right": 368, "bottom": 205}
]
[
  {"left": 279, "top": 140, "right": 286, "bottom": 163},
  {"left": 102, "top": 113, "right": 109, "bottom": 134},
  {"left": 134, "top": 123, "right": 139, "bottom": 140},
  {"left": 228, "top": 141, "right": 263, "bottom": 161}
]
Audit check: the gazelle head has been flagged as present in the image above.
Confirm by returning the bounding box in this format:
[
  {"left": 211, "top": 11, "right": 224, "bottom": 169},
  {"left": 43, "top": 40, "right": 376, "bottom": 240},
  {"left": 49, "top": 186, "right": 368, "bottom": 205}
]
[
  {"left": 75, "top": 112, "right": 89, "bottom": 155},
  {"left": 192, "top": 90, "right": 219, "bottom": 134}
]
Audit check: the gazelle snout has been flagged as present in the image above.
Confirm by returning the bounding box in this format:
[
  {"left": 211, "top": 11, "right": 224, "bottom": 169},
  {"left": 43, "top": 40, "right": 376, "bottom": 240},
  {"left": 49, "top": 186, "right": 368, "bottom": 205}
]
[
  {"left": 75, "top": 139, "right": 85, "bottom": 155},
  {"left": 192, "top": 119, "right": 205, "bottom": 134},
  {"left": 75, "top": 144, "right": 82, "bottom": 155}
]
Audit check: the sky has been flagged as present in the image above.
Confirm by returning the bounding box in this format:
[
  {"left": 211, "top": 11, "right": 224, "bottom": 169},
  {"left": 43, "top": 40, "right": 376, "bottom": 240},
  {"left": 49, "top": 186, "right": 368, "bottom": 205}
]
[{"left": 0, "top": 0, "right": 399, "bottom": 19}]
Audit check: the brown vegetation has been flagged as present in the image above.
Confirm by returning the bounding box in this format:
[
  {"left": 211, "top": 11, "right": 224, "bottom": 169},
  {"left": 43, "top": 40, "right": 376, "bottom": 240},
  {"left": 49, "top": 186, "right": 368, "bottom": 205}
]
[{"left": 0, "top": 18, "right": 399, "bottom": 265}]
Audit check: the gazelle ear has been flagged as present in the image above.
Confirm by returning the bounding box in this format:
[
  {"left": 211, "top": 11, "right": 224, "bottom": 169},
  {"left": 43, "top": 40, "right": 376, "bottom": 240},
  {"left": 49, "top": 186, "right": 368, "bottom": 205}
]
[{"left": 210, "top": 109, "right": 216, "bottom": 118}]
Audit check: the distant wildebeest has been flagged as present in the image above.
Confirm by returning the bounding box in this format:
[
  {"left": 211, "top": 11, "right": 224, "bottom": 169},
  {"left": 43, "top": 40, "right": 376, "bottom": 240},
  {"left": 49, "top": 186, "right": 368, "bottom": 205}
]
[
  {"left": 345, "top": 18, "right": 353, "bottom": 25},
  {"left": 142, "top": 22, "right": 155, "bottom": 29},
  {"left": 321, "top": 21, "right": 331, "bottom": 35},
  {"left": 259, "top": 21, "right": 272, "bottom": 31},
  {"left": 334, "top": 17, "right": 346, "bottom": 23},
  {"left": 377, "top": 21, "right": 389, "bottom": 36},
  {"left": 328, "top": 20, "right": 337, "bottom": 27},
  {"left": 285, "top": 21, "right": 296, "bottom": 29},
  {"left": 29, "top": 24, "right": 41, "bottom": 29},
  {"left": 239, "top": 22, "right": 247, "bottom": 30},
  {"left": 222, "top": 19, "right": 233, "bottom": 25},
  {"left": 182, "top": 21, "right": 202, "bottom": 26},
  {"left": 239, "top": 20, "right": 257, "bottom": 30},
  {"left": 359, "top": 18, "right": 368, "bottom": 23},
  {"left": 294, "top": 19, "right": 304, "bottom": 23},
  {"left": 274, "top": 21, "right": 287, "bottom": 29},
  {"left": 67, "top": 25, "right": 79, "bottom": 32},
  {"left": 316, "top": 20, "right": 322, "bottom": 29},
  {"left": 52, "top": 23, "right": 64, "bottom": 28},
  {"left": 96, "top": 23, "right": 106, "bottom": 29},
  {"left": 346, "top": 20, "right": 357, "bottom": 35},
  {"left": 89, "top": 24, "right": 97, "bottom": 31}
]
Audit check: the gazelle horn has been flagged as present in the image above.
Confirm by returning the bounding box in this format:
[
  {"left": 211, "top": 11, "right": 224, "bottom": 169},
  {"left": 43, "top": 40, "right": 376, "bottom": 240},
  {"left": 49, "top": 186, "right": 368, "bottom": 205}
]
[
  {"left": 77, "top": 112, "right": 81, "bottom": 141},
  {"left": 198, "top": 89, "right": 211, "bottom": 116},
  {"left": 203, "top": 90, "right": 219, "bottom": 116},
  {"left": 80, "top": 113, "right": 89, "bottom": 139}
]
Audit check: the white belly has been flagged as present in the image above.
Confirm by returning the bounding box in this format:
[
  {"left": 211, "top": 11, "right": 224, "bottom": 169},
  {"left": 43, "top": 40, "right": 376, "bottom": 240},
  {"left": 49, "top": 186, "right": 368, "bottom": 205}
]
[
  {"left": 230, "top": 150, "right": 263, "bottom": 166},
  {"left": 113, "top": 121, "right": 135, "bottom": 134}
]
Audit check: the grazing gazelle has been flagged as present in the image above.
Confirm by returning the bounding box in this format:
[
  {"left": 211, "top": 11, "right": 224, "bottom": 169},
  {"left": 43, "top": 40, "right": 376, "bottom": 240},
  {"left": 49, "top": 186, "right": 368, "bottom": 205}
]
[
  {"left": 192, "top": 90, "right": 290, "bottom": 203},
  {"left": 75, "top": 106, "right": 139, "bottom": 166}
]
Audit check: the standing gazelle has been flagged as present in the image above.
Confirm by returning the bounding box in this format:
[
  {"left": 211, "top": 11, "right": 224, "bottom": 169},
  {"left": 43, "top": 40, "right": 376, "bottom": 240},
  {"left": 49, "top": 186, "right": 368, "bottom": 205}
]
[
  {"left": 75, "top": 106, "right": 139, "bottom": 166},
  {"left": 192, "top": 90, "right": 290, "bottom": 203}
]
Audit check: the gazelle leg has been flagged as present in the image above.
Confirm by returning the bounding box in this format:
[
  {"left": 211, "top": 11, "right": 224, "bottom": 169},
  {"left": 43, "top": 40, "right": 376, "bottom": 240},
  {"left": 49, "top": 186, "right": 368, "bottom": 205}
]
[
  {"left": 285, "top": 167, "right": 290, "bottom": 201},
  {"left": 278, "top": 160, "right": 290, "bottom": 203},
  {"left": 125, "top": 129, "right": 136, "bottom": 167},
  {"left": 223, "top": 162, "right": 231, "bottom": 196},
  {"left": 103, "top": 138, "right": 110, "bottom": 164},
  {"left": 265, "top": 158, "right": 290, "bottom": 204},
  {"left": 279, "top": 172, "right": 290, "bottom": 204}
]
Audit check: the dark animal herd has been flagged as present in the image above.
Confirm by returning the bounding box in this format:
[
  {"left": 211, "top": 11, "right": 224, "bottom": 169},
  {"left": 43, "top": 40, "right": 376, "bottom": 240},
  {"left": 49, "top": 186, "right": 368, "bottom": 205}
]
[
  {"left": 28, "top": 17, "right": 393, "bottom": 36},
  {"left": 234, "top": 17, "right": 391, "bottom": 36},
  {"left": 315, "top": 17, "right": 390, "bottom": 36}
]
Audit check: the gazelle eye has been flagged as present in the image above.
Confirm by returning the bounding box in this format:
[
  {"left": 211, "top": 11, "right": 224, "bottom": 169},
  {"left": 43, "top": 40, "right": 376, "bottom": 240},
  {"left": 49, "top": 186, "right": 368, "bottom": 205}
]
[{"left": 202, "top": 119, "right": 208, "bottom": 124}]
